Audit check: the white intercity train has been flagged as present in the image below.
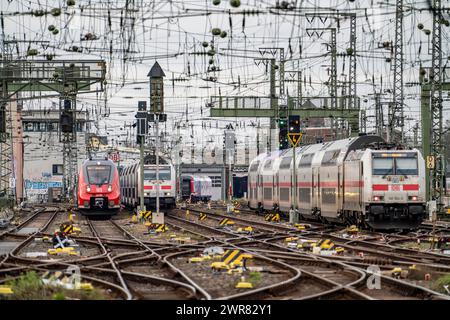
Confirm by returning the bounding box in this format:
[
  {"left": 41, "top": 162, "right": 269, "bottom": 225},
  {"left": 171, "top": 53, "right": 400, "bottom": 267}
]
[
  {"left": 120, "top": 160, "right": 176, "bottom": 209},
  {"left": 248, "top": 135, "right": 426, "bottom": 230}
]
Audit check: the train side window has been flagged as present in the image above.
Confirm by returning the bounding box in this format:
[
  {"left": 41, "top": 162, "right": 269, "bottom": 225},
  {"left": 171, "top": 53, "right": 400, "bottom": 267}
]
[
  {"left": 263, "top": 187, "right": 272, "bottom": 200},
  {"left": 321, "top": 150, "right": 340, "bottom": 166},
  {"left": 264, "top": 160, "right": 273, "bottom": 169},
  {"left": 249, "top": 161, "right": 260, "bottom": 172},
  {"left": 299, "top": 153, "right": 313, "bottom": 167},
  {"left": 279, "top": 157, "right": 292, "bottom": 169}
]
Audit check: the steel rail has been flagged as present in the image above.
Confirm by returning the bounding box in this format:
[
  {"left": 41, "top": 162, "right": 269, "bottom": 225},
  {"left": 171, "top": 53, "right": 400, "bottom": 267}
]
[{"left": 86, "top": 218, "right": 133, "bottom": 300}]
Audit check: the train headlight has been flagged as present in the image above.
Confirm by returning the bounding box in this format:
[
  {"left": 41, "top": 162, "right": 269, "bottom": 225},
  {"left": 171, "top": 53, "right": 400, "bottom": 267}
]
[
  {"left": 373, "top": 196, "right": 383, "bottom": 201},
  {"left": 167, "top": 192, "right": 171, "bottom": 196},
  {"left": 109, "top": 200, "right": 115, "bottom": 207},
  {"left": 83, "top": 201, "right": 89, "bottom": 207},
  {"left": 86, "top": 185, "right": 91, "bottom": 192},
  {"left": 409, "top": 196, "right": 418, "bottom": 201},
  {"left": 107, "top": 185, "right": 112, "bottom": 192}
]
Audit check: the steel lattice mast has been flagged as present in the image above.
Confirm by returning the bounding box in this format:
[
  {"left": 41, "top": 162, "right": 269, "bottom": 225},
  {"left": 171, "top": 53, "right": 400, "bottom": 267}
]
[
  {"left": 390, "top": 0, "right": 404, "bottom": 143},
  {"left": 430, "top": 0, "right": 445, "bottom": 217},
  {"left": 348, "top": 14, "right": 357, "bottom": 112}
]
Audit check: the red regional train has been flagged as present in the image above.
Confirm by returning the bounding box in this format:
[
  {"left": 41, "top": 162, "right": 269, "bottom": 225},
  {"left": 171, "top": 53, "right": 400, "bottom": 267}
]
[{"left": 77, "top": 158, "right": 121, "bottom": 216}]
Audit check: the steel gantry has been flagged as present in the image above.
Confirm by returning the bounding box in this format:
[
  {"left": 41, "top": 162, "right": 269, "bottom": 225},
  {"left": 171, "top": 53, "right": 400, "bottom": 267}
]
[{"left": 0, "top": 58, "right": 106, "bottom": 201}]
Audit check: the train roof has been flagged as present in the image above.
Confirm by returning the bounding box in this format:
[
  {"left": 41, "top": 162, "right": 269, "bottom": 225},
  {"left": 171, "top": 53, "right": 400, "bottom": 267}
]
[
  {"left": 181, "top": 174, "right": 212, "bottom": 181},
  {"left": 250, "top": 135, "right": 385, "bottom": 164},
  {"left": 82, "top": 158, "right": 116, "bottom": 166}
]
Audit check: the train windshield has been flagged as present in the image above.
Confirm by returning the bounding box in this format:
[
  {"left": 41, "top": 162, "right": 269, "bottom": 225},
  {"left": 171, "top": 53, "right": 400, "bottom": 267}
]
[
  {"left": 395, "top": 157, "right": 418, "bottom": 175},
  {"left": 144, "top": 169, "right": 171, "bottom": 181},
  {"left": 372, "top": 158, "right": 394, "bottom": 175},
  {"left": 372, "top": 153, "right": 418, "bottom": 176},
  {"left": 86, "top": 165, "right": 112, "bottom": 185}
]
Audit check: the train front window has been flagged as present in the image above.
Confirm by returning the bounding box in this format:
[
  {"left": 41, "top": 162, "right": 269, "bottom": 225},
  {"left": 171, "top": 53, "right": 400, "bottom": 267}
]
[
  {"left": 144, "top": 170, "right": 171, "bottom": 181},
  {"left": 372, "top": 154, "right": 418, "bottom": 176},
  {"left": 395, "top": 157, "right": 418, "bottom": 175},
  {"left": 372, "top": 158, "right": 394, "bottom": 175},
  {"left": 86, "top": 165, "right": 112, "bottom": 185}
]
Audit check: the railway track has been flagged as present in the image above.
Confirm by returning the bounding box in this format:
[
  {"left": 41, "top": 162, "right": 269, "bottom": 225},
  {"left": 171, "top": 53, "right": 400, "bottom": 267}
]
[
  {"left": 187, "top": 204, "right": 450, "bottom": 265},
  {"left": 1, "top": 203, "right": 449, "bottom": 300},
  {"left": 177, "top": 204, "right": 450, "bottom": 299}
]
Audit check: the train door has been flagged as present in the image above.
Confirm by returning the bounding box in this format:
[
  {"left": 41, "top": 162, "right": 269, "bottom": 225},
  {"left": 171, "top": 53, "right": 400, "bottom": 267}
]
[
  {"left": 273, "top": 171, "right": 280, "bottom": 207},
  {"left": 341, "top": 164, "right": 345, "bottom": 211},
  {"left": 359, "top": 161, "right": 363, "bottom": 210},
  {"left": 273, "top": 175, "right": 277, "bottom": 208},
  {"left": 134, "top": 166, "right": 138, "bottom": 206},
  {"left": 257, "top": 173, "right": 261, "bottom": 205},
  {"left": 337, "top": 165, "right": 342, "bottom": 213},
  {"left": 311, "top": 167, "right": 316, "bottom": 212},
  {"left": 313, "top": 166, "right": 320, "bottom": 214}
]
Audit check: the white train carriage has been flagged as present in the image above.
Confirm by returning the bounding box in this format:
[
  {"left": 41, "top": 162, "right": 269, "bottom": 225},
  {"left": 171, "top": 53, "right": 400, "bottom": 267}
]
[
  {"left": 259, "top": 150, "right": 284, "bottom": 210},
  {"left": 121, "top": 164, "right": 139, "bottom": 207},
  {"left": 277, "top": 148, "right": 306, "bottom": 212},
  {"left": 277, "top": 149, "right": 294, "bottom": 212},
  {"left": 248, "top": 153, "right": 266, "bottom": 210},
  {"left": 120, "top": 162, "right": 176, "bottom": 209},
  {"left": 248, "top": 135, "right": 426, "bottom": 230},
  {"left": 295, "top": 143, "right": 327, "bottom": 216}
]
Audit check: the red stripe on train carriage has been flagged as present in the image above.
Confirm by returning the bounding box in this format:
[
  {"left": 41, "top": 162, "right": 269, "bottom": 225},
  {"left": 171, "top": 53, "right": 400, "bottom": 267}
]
[
  {"left": 319, "top": 181, "right": 339, "bottom": 188},
  {"left": 278, "top": 182, "right": 292, "bottom": 187},
  {"left": 144, "top": 186, "right": 153, "bottom": 190},
  {"left": 161, "top": 186, "right": 172, "bottom": 190},
  {"left": 402, "top": 184, "right": 419, "bottom": 191},
  {"left": 372, "top": 184, "right": 389, "bottom": 191},
  {"left": 297, "top": 182, "right": 312, "bottom": 187},
  {"left": 344, "top": 181, "right": 364, "bottom": 187}
]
